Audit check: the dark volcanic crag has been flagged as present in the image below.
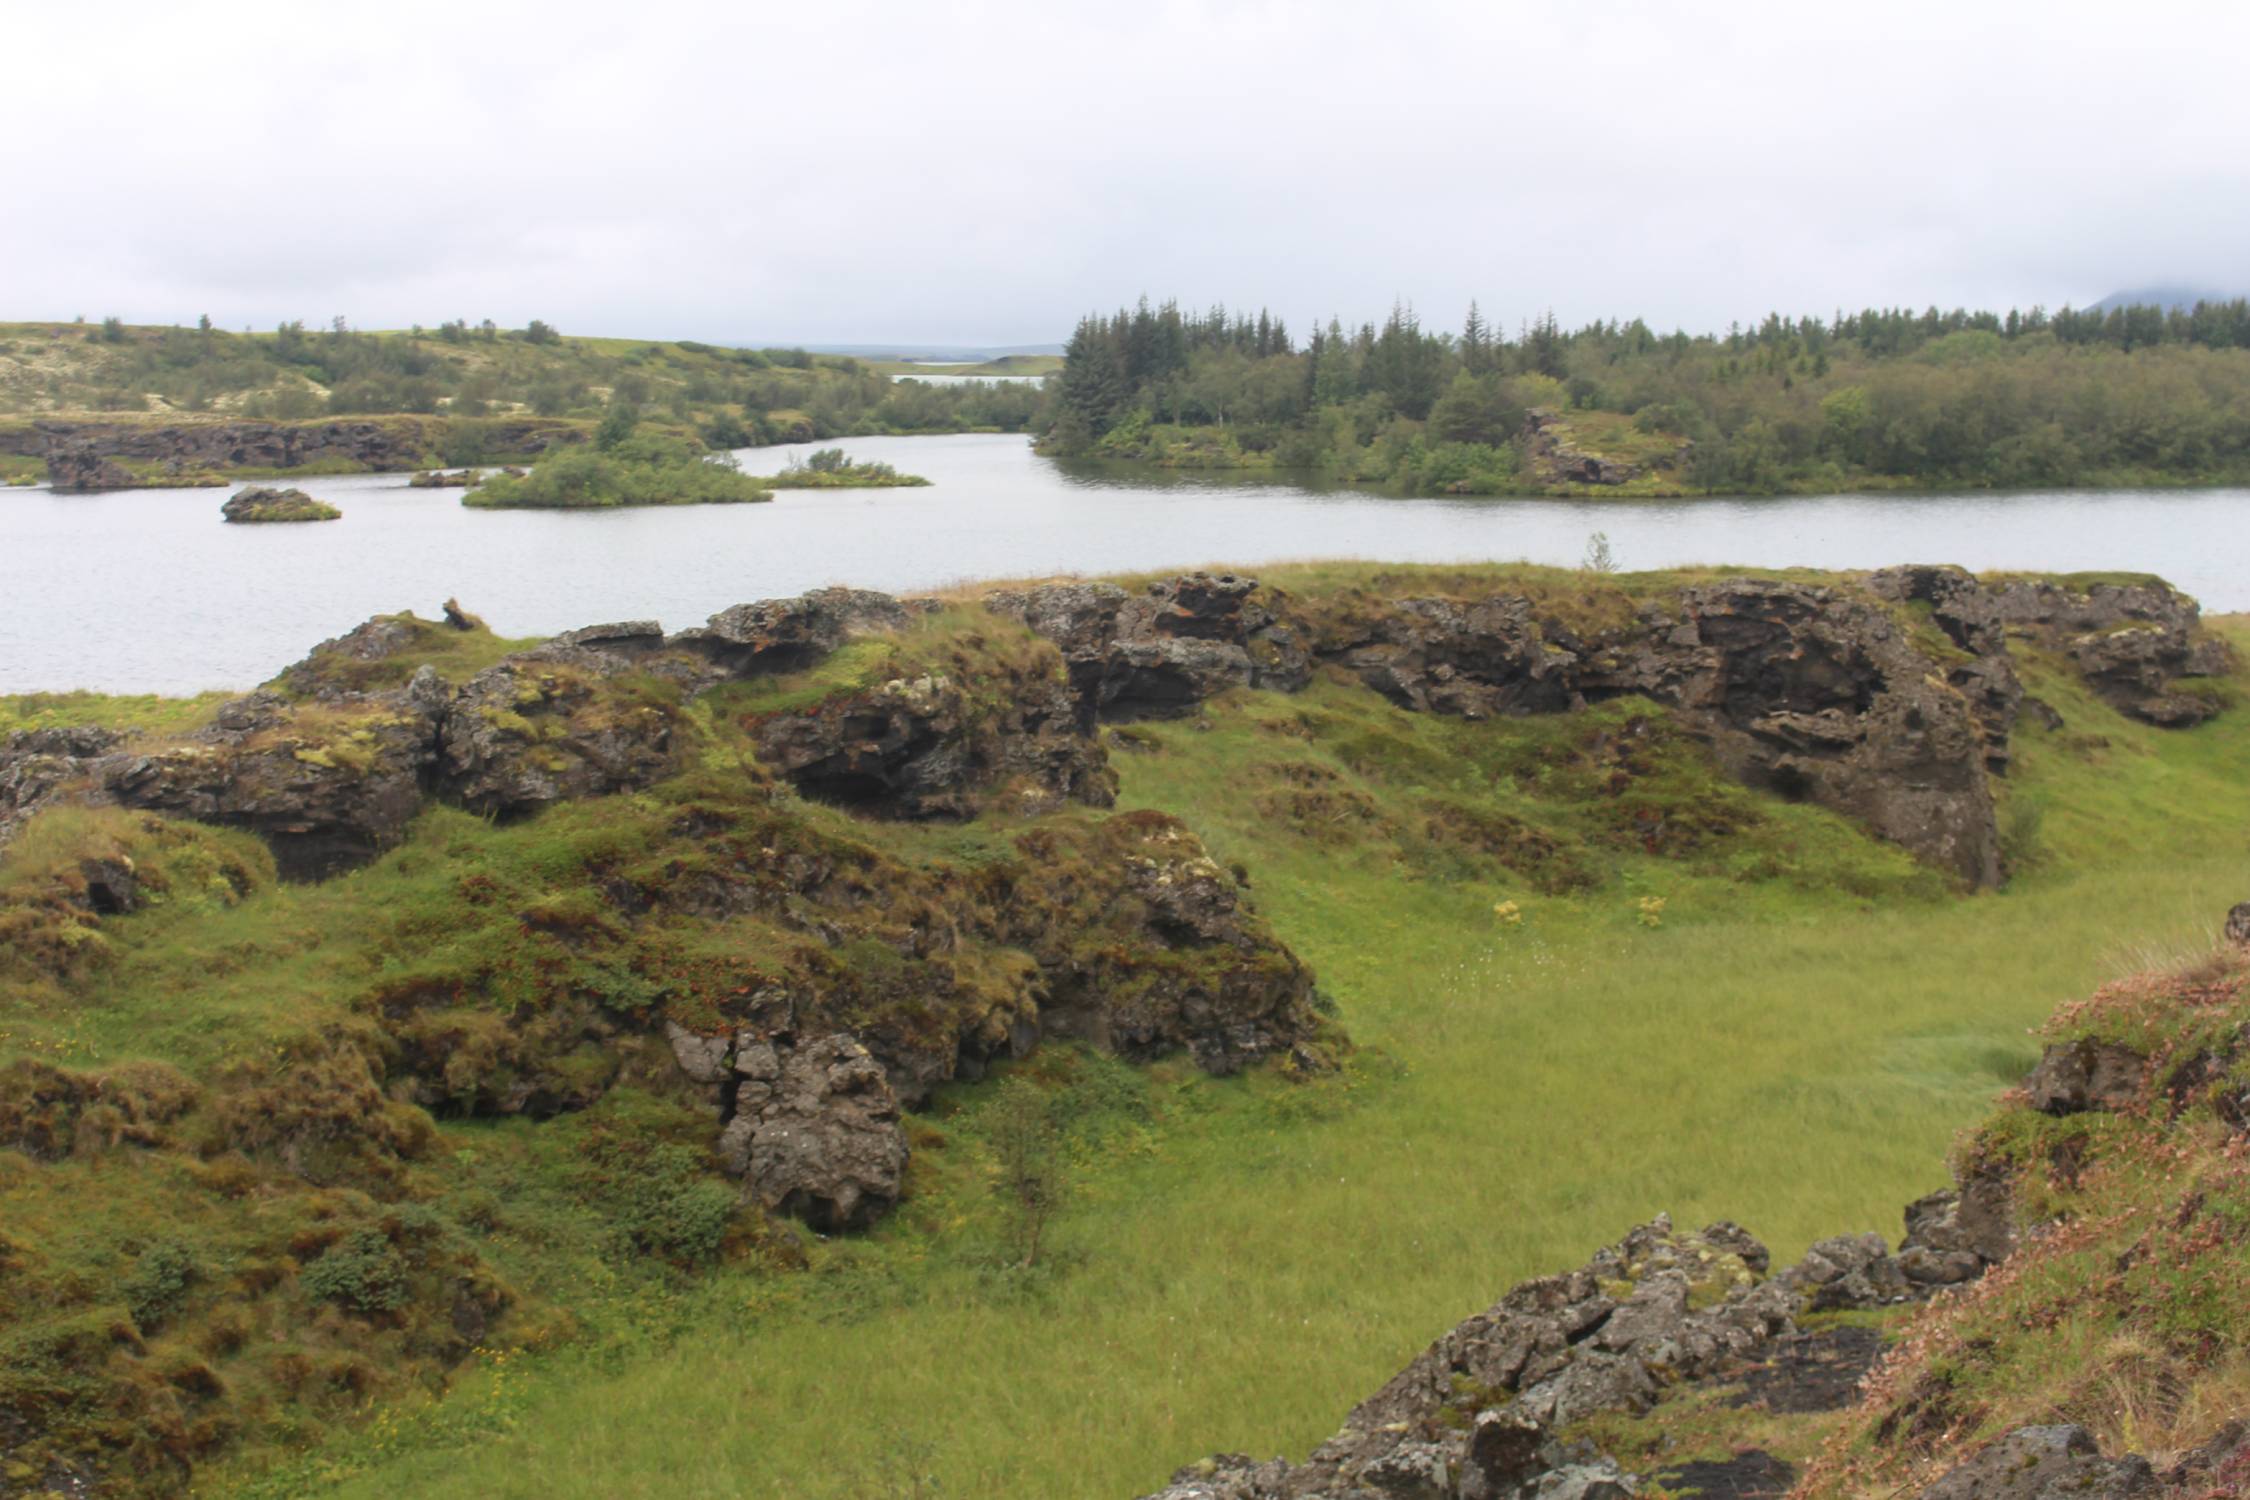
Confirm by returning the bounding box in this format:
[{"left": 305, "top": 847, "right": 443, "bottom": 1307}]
[
  {"left": 11, "top": 415, "right": 584, "bottom": 483},
  {"left": 991, "top": 565, "right": 2231, "bottom": 889},
  {"left": 0, "top": 585, "right": 1325, "bottom": 1242}
]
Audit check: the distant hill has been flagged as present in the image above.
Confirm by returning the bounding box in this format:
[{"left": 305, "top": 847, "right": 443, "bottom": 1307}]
[
  {"left": 783, "top": 341, "right": 1066, "bottom": 361},
  {"left": 2089, "top": 284, "right": 2241, "bottom": 313}
]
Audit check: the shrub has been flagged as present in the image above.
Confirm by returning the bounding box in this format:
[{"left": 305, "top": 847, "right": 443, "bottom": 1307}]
[
  {"left": 605, "top": 1142, "right": 736, "bottom": 1267},
  {"left": 120, "top": 1239, "right": 198, "bottom": 1331},
  {"left": 302, "top": 1228, "right": 409, "bottom": 1314}
]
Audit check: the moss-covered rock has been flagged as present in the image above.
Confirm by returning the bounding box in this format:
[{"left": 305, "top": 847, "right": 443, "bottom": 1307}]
[{"left": 219, "top": 486, "right": 339, "bottom": 523}]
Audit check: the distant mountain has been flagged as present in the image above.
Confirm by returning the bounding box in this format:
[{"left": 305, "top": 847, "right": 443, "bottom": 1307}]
[{"left": 2088, "top": 285, "right": 2241, "bottom": 313}]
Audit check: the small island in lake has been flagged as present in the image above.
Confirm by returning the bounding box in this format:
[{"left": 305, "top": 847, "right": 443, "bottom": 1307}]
[
  {"left": 461, "top": 417, "right": 772, "bottom": 509},
  {"left": 758, "top": 447, "right": 931, "bottom": 488},
  {"left": 220, "top": 485, "right": 340, "bottom": 523}
]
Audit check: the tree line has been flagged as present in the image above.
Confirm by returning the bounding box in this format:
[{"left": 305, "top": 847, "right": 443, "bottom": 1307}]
[{"left": 1046, "top": 296, "right": 2250, "bottom": 494}]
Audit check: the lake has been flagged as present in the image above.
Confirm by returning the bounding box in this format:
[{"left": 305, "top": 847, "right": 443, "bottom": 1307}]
[{"left": 1, "top": 432, "right": 2243, "bottom": 694}]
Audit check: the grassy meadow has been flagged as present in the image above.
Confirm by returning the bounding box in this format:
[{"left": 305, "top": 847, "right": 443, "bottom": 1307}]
[{"left": 172, "top": 613, "right": 2250, "bottom": 1499}]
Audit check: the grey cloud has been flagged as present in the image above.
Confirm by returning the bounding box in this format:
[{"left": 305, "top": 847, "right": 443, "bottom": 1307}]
[{"left": 8, "top": 0, "right": 2248, "bottom": 344}]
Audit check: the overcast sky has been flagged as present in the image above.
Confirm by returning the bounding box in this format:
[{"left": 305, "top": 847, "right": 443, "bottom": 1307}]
[{"left": 10, "top": 0, "right": 2248, "bottom": 347}]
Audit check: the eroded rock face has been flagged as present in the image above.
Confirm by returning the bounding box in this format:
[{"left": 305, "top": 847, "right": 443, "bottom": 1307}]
[
  {"left": 437, "top": 645, "right": 687, "bottom": 819},
  {"left": 1675, "top": 581, "right": 2002, "bottom": 888},
  {"left": 986, "top": 574, "right": 1310, "bottom": 719},
  {"left": 750, "top": 671, "right": 1113, "bottom": 819},
  {"left": 12, "top": 416, "right": 580, "bottom": 478},
  {"left": 85, "top": 690, "right": 441, "bottom": 880},
  {"left": 42, "top": 439, "right": 139, "bottom": 492},
  {"left": 1980, "top": 574, "right": 2233, "bottom": 727}
]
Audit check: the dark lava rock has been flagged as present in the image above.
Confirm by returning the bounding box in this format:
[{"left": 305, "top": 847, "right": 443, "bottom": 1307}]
[
  {"left": 1654, "top": 1451, "right": 1795, "bottom": 1500},
  {"left": 1723, "top": 1325, "right": 1886, "bottom": 1413},
  {"left": 2162, "top": 1420, "right": 2250, "bottom": 1496},
  {"left": 86, "top": 688, "right": 440, "bottom": 879},
  {"left": 220, "top": 486, "right": 340, "bottom": 523},
  {"left": 987, "top": 572, "right": 1310, "bottom": 719},
  {"left": 749, "top": 668, "right": 1112, "bottom": 819},
  {"left": 2027, "top": 1038, "right": 2147, "bottom": 1115},
  {"left": 436, "top": 644, "right": 688, "bottom": 819},
  {"left": 42, "top": 438, "right": 138, "bottom": 492},
  {"left": 14, "top": 415, "right": 578, "bottom": 474},
  {"left": 669, "top": 586, "right": 914, "bottom": 676},
  {"left": 1917, "top": 1424, "right": 2155, "bottom": 1500}
]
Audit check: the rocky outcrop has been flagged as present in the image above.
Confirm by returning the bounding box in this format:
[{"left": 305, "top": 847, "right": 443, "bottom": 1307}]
[
  {"left": 42, "top": 438, "right": 140, "bottom": 492},
  {"left": 1881, "top": 566, "right": 2232, "bottom": 728},
  {"left": 221, "top": 485, "right": 340, "bottom": 523},
  {"left": 1133, "top": 1090, "right": 2063, "bottom": 1500},
  {"left": 2026, "top": 1037, "right": 2148, "bottom": 1115},
  {"left": 10, "top": 416, "right": 584, "bottom": 482},
  {"left": 985, "top": 574, "right": 1311, "bottom": 719},
  {"left": 749, "top": 668, "right": 1112, "bottom": 819},
  {"left": 1916, "top": 1424, "right": 2155, "bottom": 1500},
  {"left": 671, "top": 587, "right": 916, "bottom": 677},
  {"left": 1132, "top": 1206, "right": 1976, "bottom": 1500},
  {"left": 1004, "top": 573, "right": 2016, "bottom": 885},
  {"left": 1522, "top": 408, "right": 1685, "bottom": 486},
  {"left": 436, "top": 641, "right": 688, "bottom": 819},
  {"left": 81, "top": 689, "right": 439, "bottom": 879},
  {"left": 998, "top": 567, "right": 2233, "bottom": 889}
]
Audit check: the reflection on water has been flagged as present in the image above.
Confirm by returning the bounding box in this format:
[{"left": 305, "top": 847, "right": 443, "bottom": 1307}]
[{"left": 2, "top": 432, "right": 2243, "bottom": 693}]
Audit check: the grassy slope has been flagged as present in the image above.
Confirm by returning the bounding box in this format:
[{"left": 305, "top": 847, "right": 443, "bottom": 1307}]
[{"left": 164, "top": 611, "right": 2250, "bottom": 1498}]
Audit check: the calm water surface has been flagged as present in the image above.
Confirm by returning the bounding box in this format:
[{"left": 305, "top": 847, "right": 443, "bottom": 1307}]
[{"left": 1, "top": 432, "right": 2242, "bottom": 694}]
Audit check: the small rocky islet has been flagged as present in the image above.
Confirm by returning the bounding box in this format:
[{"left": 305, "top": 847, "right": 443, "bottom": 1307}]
[{"left": 218, "top": 485, "right": 340, "bottom": 523}]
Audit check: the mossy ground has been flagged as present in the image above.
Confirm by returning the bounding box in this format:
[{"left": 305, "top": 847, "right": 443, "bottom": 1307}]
[{"left": 2, "top": 575, "right": 2244, "bottom": 1498}]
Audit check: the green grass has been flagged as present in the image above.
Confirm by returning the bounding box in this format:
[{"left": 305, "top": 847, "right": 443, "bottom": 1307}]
[
  {"left": 198, "top": 618, "right": 2250, "bottom": 1499},
  {"left": 5, "top": 587, "right": 2241, "bottom": 1498},
  {"left": 1, "top": 690, "right": 231, "bottom": 737}
]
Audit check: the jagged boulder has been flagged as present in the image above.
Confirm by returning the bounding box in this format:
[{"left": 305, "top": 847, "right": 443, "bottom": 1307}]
[
  {"left": 714, "top": 1034, "right": 907, "bottom": 1231},
  {"left": 1898, "top": 1176, "right": 2014, "bottom": 1286},
  {"left": 1917, "top": 1425, "right": 2154, "bottom": 1500},
  {"left": 2026, "top": 1038, "right": 2147, "bottom": 1115}
]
